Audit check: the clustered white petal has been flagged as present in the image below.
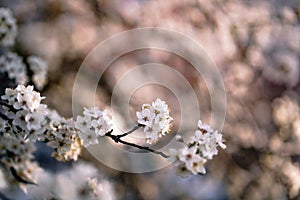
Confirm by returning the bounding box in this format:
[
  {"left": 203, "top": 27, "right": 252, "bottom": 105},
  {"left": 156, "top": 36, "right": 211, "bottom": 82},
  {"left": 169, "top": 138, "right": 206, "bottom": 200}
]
[
  {"left": 0, "top": 7, "right": 17, "bottom": 46},
  {"left": 28, "top": 162, "right": 116, "bottom": 200},
  {"left": 136, "top": 98, "right": 173, "bottom": 144},
  {"left": 1, "top": 85, "right": 115, "bottom": 163},
  {"left": 0, "top": 52, "right": 49, "bottom": 89},
  {"left": 75, "top": 107, "right": 113, "bottom": 147},
  {"left": 45, "top": 116, "right": 82, "bottom": 162},
  {"left": 170, "top": 120, "right": 226, "bottom": 177},
  {"left": 0, "top": 123, "right": 41, "bottom": 188},
  {"left": 27, "top": 56, "right": 48, "bottom": 90},
  {"left": 1, "top": 85, "right": 47, "bottom": 141},
  {"left": 1, "top": 85, "right": 82, "bottom": 162},
  {"left": 0, "top": 52, "right": 28, "bottom": 85}
]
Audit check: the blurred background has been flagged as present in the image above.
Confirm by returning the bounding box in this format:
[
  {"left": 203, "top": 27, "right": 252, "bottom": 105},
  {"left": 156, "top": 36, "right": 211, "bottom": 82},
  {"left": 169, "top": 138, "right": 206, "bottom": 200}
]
[{"left": 0, "top": 0, "right": 299, "bottom": 199}]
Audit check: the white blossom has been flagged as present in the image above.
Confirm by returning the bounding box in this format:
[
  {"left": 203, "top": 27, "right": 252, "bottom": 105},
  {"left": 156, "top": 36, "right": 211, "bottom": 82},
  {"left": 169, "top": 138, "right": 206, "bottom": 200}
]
[
  {"left": 12, "top": 109, "right": 28, "bottom": 130},
  {"left": 0, "top": 132, "right": 40, "bottom": 191},
  {"left": 27, "top": 56, "right": 48, "bottom": 90},
  {"left": 46, "top": 117, "right": 82, "bottom": 162},
  {"left": 136, "top": 107, "right": 155, "bottom": 126},
  {"left": 136, "top": 98, "right": 173, "bottom": 144},
  {"left": 75, "top": 107, "right": 113, "bottom": 147},
  {"left": 175, "top": 135, "right": 184, "bottom": 143},
  {"left": 1, "top": 88, "right": 17, "bottom": 104},
  {"left": 170, "top": 120, "right": 226, "bottom": 177},
  {"left": 0, "top": 53, "right": 28, "bottom": 84},
  {"left": 263, "top": 50, "right": 299, "bottom": 87},
  {"left": 0, "top": 7, "right": 17, "bottom": 46},
  {"left": 27, "top": 162, "right": 116, "bottom": 200},
  {"left": 1, "top": 85, "right": 48, "bottom": 141}
]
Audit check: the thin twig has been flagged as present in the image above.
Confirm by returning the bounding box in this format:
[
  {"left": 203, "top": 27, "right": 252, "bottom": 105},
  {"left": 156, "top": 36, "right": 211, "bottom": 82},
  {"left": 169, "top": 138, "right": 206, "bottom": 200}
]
[
  {"left": 105, "top": 130, "right": 169, "bottom": 158},
  {"left": 10, "top": 167, "right": 36, "bottom": 185},
  {"left": 117, "top": 124, "right": 143, "bottom": 138},
  {"left": 0, "top": 100, "right": 17, "bottom": 113},
  {"left": 0, "top": 112, "right": 9, "bottom": 121},
  {"left": 0, "top": 100, "right": 9, "bottom": 107}
]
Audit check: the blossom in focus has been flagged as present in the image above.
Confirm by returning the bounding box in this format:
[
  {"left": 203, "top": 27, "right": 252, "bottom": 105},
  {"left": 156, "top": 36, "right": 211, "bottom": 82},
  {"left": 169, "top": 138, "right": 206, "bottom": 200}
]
[
  {"left": 1, "top": 85, "right": 47, "bottom": 141},
  {"left": 170, "top": 120, "right": 226, "bottom": 177},
  {"left": 75, "top": 107, "right": 113, "bottom": 147},
  {"left": 0, "top": 7, "right": 17, "bottom": 46},
  {"left": 136, "top": 98, "right": 173, "bottom": 144},
  {"left": 1, "top": 85, "right": 82, "bottom": 162},
  {"left": 45, "top": 117, "right": 82, "bottom": 162}
]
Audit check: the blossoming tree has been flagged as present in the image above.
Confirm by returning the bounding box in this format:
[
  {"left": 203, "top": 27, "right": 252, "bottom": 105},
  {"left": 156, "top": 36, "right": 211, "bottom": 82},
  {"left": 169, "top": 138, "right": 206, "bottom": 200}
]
[{"left": 0, "top": 7, "right": 226, "bottom": 199}]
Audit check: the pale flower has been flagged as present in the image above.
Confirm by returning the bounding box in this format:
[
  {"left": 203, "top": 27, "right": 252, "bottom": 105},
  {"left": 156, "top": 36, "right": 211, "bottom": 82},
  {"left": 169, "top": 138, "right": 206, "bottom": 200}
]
[
  {"left": 136, "top": 108, "right": 155, "bottom": 126},
  {"left": 170, "top": 120, "right": 226, "bottom": 177},
  {"left": 27, "top": 56, "right": 48, "bottom": 90},
  {"left": 136, "top": 98, "right": 173, "bottom": 144},
  {"left": 0, "top": 53, "right": 28, "bottom": 84},
  {"left": 0, "top": 8, "right": 17, "bottom": 46},
  {"left": 75, "top": 107, "right": 113, "bottom": 148},
  {"left": 185, "top": 156, "right": 206, "bottom": 175}
]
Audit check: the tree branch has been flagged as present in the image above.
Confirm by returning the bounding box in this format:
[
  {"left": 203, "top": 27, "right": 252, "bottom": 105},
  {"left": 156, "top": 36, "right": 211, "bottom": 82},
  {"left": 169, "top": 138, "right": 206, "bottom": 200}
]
[
  {"left": 0, "top": 100, "right": 18, "bottom": 113},
  {"left": 0, "top": 112, "right": 10, "bottom": 121},
  {"left": 105, "top": 130, "right": 169, "bottom": 158},
  {"left": 116, "top": 124, "right": 143, "bottom": 138},
  {"left": 10, "top": 167, "right": 36, "bottom": 185}
]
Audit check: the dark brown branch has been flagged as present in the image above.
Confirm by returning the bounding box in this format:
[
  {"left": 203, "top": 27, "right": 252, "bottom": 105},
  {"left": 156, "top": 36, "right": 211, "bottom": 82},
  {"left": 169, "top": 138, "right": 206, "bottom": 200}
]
[
  {"left": 105, "top": 130, "right": 169, "bottom": 158},
  {"left": 0, "top": 100, "right": 18, "bottom": 113},
  {"left": 0, "top": 100, "right": 10, "bottom": 107},
  {"left": 10, "top": 167, "right": 36, "bottom": 185},
  {"left": 116, "top": 124, "right": 143, "bottom": 138},
  {"left": 0, "top": 112, "right": 10, "bottom": 121}
]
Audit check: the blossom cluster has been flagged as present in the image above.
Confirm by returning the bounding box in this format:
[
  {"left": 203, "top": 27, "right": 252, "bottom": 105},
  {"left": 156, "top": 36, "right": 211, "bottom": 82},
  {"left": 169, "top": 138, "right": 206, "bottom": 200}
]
[
  {"left": 75, "top": 107, "right": 113, "bottom": 147},
  {"left": 136, "top": 98, "right": 173, "bottom": 144},
  {"left": 263, "top": 50, "right": 299, "bottom": 88},
  {"left": 0, "top": 5, "right": 230, "bottom": 200},
  {"left": 0, "top": 52, "right": 49, "bottom": 89},
  {"left": 0, "top": 52, "right": 28, "bottom": 85},
  {"left": 0, "top": 84, "right": 227, "bottom": 195},
  {"left": 0, "top": 84, "right": 115, "bottom": 163},
  {"left": 42, "top": 113, "right": 82, "bottom": 162},
  {"left": 0, "top": 85, "right": 79, "bottom": 162},
  {"left": 0, "top": 7, "right": 17, "bottom": 47},
  {"left": 0, "top": 8, "right": 48, "bottom": 90},
  {"left": 0, "top": 84, "right": 116, "bottom": 191},
  {"left": 169, "top": 120, "right": 226, "bottom": 177},
  {"left": 1, "top": 85, "right": 47, "bottom": 141},
  {"left": 0, "top": 130, "right": 40, "bottom": 189},
  {"left": 27, "top": 56, "right": 48, "bottom": 90},
  {"left": 0, "top": 113, "right": 41, "bottom": 190},
  {"left": 27, "top": 162, "right": 116, "bottom": 200}
]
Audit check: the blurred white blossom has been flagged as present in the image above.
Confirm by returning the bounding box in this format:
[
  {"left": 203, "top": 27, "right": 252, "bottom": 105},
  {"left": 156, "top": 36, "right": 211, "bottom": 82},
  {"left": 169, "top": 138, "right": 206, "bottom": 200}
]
[
  {"left": 0, "top": 52, "right": 28, "bottom": 85},
  {"left": 27, "top": 56, "right": 48, "bottom": 90},
  {"left": 0, "top": 7, "right": 17, "bottom": 46},
  {"left": 263, "top": 50, "right": 299, "bottom": 87},
  {"left": 28, "top": 162, "right": 116, "bottom": 200}
]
